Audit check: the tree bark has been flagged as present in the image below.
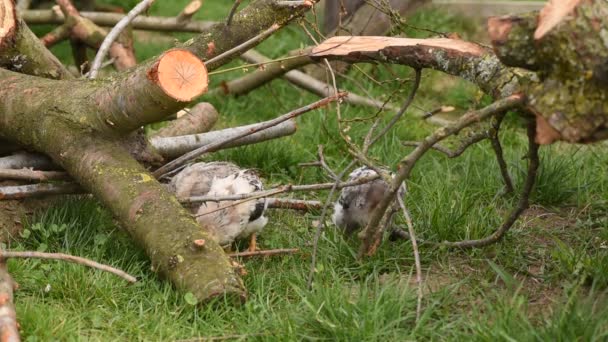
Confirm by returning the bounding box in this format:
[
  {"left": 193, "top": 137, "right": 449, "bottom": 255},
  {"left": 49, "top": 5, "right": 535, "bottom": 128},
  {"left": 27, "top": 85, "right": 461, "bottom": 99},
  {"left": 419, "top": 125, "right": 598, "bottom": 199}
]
[{"left": 488, "top": 0, "right": 608, "bottom": 143}]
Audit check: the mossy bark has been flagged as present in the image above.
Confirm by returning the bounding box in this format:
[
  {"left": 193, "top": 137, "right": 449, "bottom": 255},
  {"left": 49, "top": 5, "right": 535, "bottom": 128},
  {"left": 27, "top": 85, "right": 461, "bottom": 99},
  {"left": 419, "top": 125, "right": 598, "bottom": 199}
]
[
  {"left": 488, "top": 1, "right": 608, "bottom": 143},
  {"left": 0, "top": 18, "right": 73, "bottom": 79}
]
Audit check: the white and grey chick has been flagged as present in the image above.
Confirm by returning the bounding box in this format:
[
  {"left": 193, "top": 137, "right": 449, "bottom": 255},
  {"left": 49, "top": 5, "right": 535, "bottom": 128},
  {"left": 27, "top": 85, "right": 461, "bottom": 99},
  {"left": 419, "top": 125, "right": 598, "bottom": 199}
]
[
  {"left": 332, "top": 166, "right": 404, "bottom": 237},
  {"left": 168, "top": 162, "right": 267, "bottom": 251}
]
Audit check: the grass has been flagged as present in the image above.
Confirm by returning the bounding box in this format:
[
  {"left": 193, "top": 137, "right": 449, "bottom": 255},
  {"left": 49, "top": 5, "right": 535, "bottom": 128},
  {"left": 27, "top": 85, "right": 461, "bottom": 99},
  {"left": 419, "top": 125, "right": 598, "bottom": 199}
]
[{"left": 9, "top": 1, "right": 608, "bottom": 340}]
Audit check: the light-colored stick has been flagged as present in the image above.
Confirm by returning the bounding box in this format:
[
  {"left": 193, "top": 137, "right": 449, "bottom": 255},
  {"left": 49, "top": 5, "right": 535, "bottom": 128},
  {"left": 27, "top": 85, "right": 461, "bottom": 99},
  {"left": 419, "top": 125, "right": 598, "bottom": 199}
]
[
  {"left": 0, "top": 152, "right": 56, "bottom": 171},
  {"left": 397, "top": 193, "right": 423, "bottom": 322},
  {"left": 0, "top": 183, "right": 84, "bottom": 200},
  {"left": 0, "top": 169, "right": 69, "bottom": 182},
  {"left": 228, "top": 248, "right": 298, "bottom": 258},
  {"left": 152, "top": 102, "right": 219, "bottom": 138},
  {"left": 240, "top": 50, "right": 396, "bottom": 111},
  {"left": 152, "top": 94, "right": 346, "bottom": 178},
  {"left": 89, "top": 0, "right": 156, "bottom": 79},
  {"left": 150, "top": 119, "right": 297, "bottom": 159},
  {"left": 22, "top": 10, "right": 214, "bottom": 33},
  {"left": 1, "top": 251, "right": 136, "bottom": 283}
]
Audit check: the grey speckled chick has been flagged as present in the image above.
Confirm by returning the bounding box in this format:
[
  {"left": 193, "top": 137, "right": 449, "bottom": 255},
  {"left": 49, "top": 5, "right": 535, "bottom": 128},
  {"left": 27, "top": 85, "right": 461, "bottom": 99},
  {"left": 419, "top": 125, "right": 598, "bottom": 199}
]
[
  {"left": 168, "top": 162, "right": 267, "bottom": 251},
  {"left": 332, "top": 166, "right": 404, "bottom": 236}
]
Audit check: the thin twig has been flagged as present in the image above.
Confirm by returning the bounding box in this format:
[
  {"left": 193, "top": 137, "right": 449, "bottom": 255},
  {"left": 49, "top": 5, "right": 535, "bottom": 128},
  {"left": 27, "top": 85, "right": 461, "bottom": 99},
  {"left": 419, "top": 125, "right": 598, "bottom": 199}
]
[
  {"left": 182, "top": 174, "right": 379, "bottom": 203},
  {"left": 489, "top": 114, "right": 515, "bottom": 194},
  {"left": 358, "top": 95, "right": 525, "bottom": 258},
  {"left": 397, "top": 188, "right": 422, "bottom": 322},
  {"left": 0, "top": 169, "right": 69, "bottom": 182},
  {"left": 441, "top": 119, "right": 539, "bottom": 248},
  {"left": 228, "top": 248, "right": 298, "bottom": 258},
  {"left": 401, "top": 131, "right": 490, "bottom": 158},
  {"left": 205, "top": 23, "right": 281, "bottom": 67},
  {"left": 153, "top": 94, "right": 346, "bottom": 179},
  {"left": 89, "top": 0, "right": 156, "bottom": 79},
  {"left": 368, "top": 68, "right": 422, "bottom": 147},
  {"left": 306, "top": 161, "right": 355, "bottom": 290},
  {"left": 1, "top": 251, "right": 137, "bottom": 283},
  {"left": 265, "top": 198, "right": 322, "bottom": 211},
  {"left": 225, "top": 0, "right": 242, "bottom": 26}
]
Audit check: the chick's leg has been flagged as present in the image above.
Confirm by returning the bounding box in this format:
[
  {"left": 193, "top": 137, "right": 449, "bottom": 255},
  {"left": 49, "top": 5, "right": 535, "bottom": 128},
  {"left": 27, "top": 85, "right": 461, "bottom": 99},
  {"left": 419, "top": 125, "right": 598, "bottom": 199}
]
[{"left": 248, "top": 234, "right": 257, "bottom": 252}]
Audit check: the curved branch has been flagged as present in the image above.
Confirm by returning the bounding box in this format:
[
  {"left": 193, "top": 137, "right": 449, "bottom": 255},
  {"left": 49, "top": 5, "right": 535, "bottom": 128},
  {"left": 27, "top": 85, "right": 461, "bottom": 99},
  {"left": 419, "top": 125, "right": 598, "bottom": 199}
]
[
  {"left": 357, "top": 95, "right": 525, "bottom": 257},
  {"left": 441, "top": 118, "right": 539, "bottom": 248}
]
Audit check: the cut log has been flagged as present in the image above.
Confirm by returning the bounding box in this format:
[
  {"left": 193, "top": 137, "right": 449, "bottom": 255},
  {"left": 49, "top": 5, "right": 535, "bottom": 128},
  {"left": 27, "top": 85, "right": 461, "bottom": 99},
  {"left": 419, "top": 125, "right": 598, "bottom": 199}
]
[{"left": 150, "top": 49, "right": 209, "bottom": 102}]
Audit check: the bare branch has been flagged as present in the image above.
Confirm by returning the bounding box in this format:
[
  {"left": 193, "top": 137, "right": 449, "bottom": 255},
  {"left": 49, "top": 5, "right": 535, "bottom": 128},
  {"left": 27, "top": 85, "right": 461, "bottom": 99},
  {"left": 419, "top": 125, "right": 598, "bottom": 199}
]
[
  {"left": 89, "top": 0, "right": 156, "bottom": 79},
  {"left": 0, "top": 169, "right": 69, "bottom": 182},
  {"left": 441, "top": 119, "right": 539, "bottom": 248},
  {"left": 23, "top": 10, "right": 214, "bottom": 33},
  {"left": 358, "top": 95, "right": 525, "bottom": 257},
  {"left": 228, "top": 248, "right": 299, "bottom": 258},
  {"left": 152, "top": 94, "right": 346, "bottom": 178},
  {"left": 1, "top": 251, "right": 137, "bottom": 283}
]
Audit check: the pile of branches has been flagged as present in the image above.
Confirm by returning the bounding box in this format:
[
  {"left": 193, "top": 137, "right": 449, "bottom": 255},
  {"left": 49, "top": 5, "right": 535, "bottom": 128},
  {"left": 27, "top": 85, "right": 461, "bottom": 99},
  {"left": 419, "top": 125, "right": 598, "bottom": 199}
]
[{"left": 0, "top": 0, "right": 607, "bottom": 337}]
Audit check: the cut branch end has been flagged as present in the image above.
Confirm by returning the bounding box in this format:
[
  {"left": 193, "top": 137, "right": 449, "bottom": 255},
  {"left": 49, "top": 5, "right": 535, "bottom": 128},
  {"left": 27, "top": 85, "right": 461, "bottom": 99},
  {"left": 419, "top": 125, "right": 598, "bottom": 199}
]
[{"left": 149, "top": 49, "right": 208, "bottom": 102}]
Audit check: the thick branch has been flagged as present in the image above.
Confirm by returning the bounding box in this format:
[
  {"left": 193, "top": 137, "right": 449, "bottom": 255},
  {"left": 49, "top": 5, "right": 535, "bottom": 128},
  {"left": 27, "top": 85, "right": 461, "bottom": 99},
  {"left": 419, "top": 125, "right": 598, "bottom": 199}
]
[
  {"left": 0, "top": 0, "right": 72, "bottom": 79},
  {"left": 150, "top": 119, "right": 297, "bottom": 159},
  {"left": 152, "top": 103, "right": 219, "bottom": 138},
  {"left": 312, "top": 36, "right": 528, "bottom": 100}
]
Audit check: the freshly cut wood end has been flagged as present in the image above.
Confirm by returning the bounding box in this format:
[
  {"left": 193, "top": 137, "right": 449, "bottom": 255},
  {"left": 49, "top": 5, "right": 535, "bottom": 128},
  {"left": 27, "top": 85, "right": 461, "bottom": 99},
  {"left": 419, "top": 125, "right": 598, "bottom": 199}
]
[
  {"left": 534, "top": 0, "right": 582, "bottom": 40},
  {"left": 149, "top": 49, "right": 208, "bottom": 102},
  {"left": 0, "top": 0, "right": 16, "bottom": 48},
  {"left": 487, "top": 16, "right": 514, "bottom": 43},
  {"left": 312, "top": 36, "right": 486, "bottom": 57},
  {"left": 535, "top": 115, "right": 562, "bottom": 145},
  {"left": 183, "top": 0, "right": 202, "bottom": 16}
]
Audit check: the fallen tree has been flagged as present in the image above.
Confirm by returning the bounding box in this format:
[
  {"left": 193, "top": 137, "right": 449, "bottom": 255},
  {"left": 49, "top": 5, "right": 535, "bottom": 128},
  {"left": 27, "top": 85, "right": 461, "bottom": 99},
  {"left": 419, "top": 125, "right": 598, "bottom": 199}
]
[{"left": 0, "top": 0, "right": 318, "bottom": 303}]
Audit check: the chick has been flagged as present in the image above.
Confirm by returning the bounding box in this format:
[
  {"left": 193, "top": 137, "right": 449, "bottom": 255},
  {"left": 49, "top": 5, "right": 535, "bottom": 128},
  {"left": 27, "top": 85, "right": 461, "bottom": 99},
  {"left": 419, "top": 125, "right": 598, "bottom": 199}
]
[
  {"left": 332, "top": 166, "right": 404, "bottom": 236},
  {"left": 169, "top": 162, "right": 267, "bottom": 251}
]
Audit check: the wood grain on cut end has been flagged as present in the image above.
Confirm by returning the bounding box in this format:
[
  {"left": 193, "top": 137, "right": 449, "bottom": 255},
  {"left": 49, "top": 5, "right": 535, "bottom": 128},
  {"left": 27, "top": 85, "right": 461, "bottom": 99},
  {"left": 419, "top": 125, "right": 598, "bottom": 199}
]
[
  {"left": 152, "top": 49, "right": 208, "bottom": 102},
  {"left": 534, "top": 0, "right": 582, "bottom": 40},
  {"left": 535, "top": 115, "right": 562, "bottom": 145},
  {"left": 0, "top": 0, "right": 16, "bottom": 47},
  {"left": 312, "top": 36, "right": 486, "bottom": 57},
  {"left": 183, "top": 0, "right": 202, "bottom": 16}
]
